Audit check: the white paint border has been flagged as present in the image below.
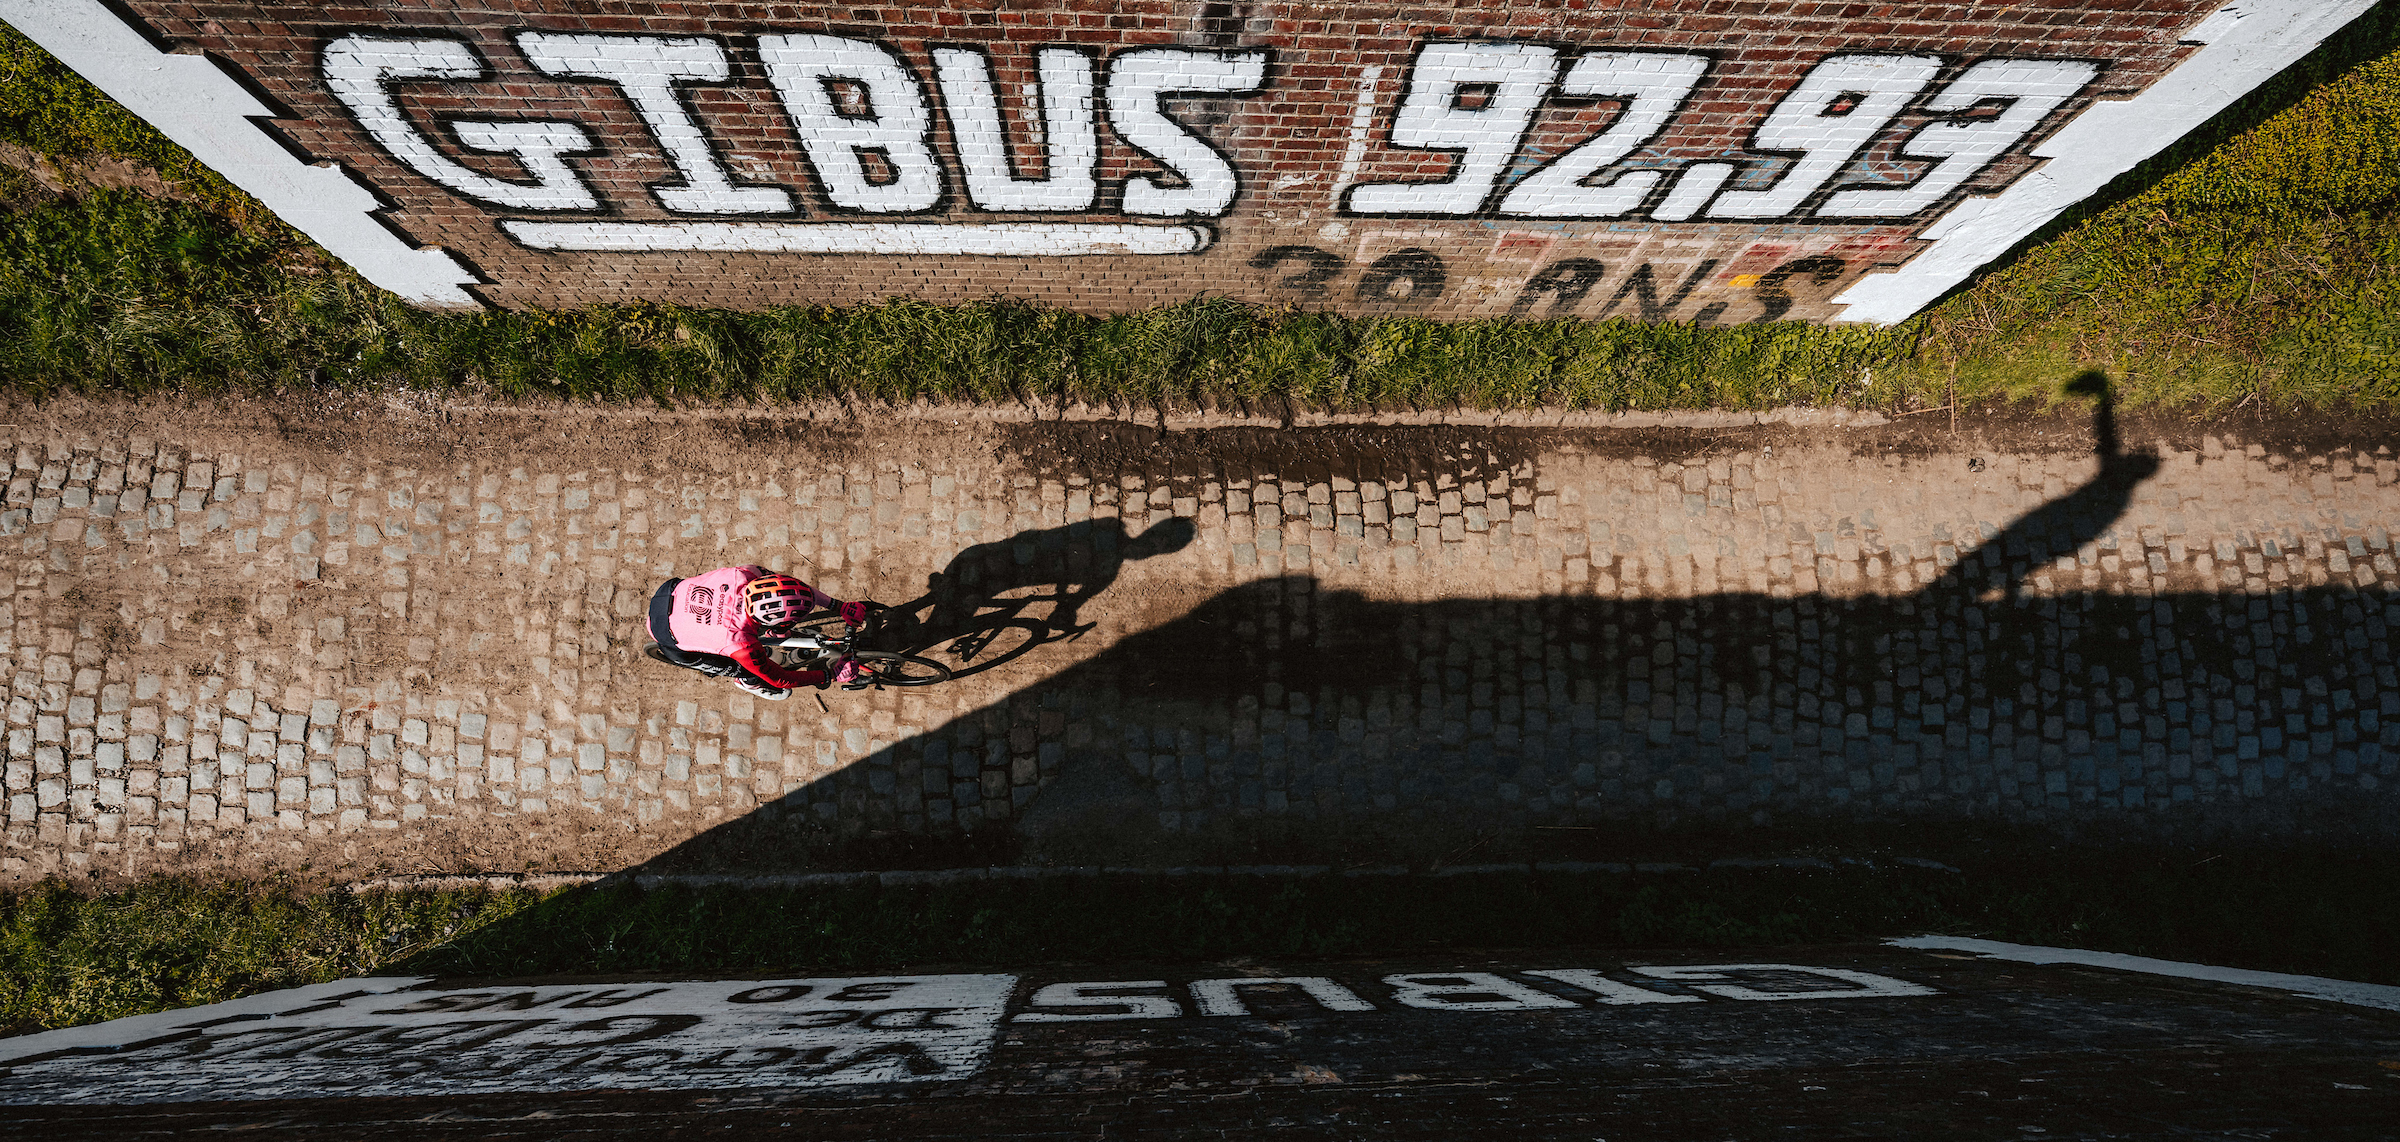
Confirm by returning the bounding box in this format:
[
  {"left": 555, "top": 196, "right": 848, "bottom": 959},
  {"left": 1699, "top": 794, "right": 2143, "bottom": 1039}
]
[
  {"left": 501, "top": 219, "right": 1213, "bottom": 256},
  {"left": 1831, "top": 0, "right": 2382, "bottom": 323},
  {"left": 0, "top": 0, "right": 481, "bottom": 308},
  {"left": 1889, "top": 936, "right": 2400, "bottom": 1013}
]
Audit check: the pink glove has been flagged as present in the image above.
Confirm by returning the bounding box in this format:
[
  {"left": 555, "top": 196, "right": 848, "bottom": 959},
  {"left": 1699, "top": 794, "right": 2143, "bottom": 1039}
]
[{"left": 840, "top": 600, "right": 871, "bottom": 627}]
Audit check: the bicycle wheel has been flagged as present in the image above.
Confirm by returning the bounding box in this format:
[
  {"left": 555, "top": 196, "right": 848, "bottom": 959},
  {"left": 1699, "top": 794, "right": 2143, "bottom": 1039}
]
[
  {"left": 848, "top": 650, "right": 952, "bottom": 687},
  {"left": 937, "top": 619, "right": 1045, "bottom": 679}
]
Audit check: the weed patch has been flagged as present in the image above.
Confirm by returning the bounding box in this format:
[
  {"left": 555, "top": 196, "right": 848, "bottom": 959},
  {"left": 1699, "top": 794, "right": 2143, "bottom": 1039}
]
[{"left": 0, "top": 879, "right": 540, "bottom": 1036}]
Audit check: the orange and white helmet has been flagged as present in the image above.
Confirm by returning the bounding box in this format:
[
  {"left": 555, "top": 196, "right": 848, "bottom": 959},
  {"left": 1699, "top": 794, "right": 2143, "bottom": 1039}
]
[{"left": 743, "top": 572, "right": 814, "bottom": 630}]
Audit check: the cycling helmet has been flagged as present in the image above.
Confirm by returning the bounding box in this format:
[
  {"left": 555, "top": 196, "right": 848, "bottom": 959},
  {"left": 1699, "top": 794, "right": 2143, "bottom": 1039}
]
[{"left": 743, "top": 572, "right": 813, "bottom": 630}]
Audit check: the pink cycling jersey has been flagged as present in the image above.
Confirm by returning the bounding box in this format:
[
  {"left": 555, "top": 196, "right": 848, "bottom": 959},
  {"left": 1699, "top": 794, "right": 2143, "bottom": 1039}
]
[{"left": 659, "top": 565, "right": 836, "bottom": 689}]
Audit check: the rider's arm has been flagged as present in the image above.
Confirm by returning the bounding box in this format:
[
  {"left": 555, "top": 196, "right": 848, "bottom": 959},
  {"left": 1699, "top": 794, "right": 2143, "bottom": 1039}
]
[{"left": 732, "top": 641, "right": 823, "bottom": 689}]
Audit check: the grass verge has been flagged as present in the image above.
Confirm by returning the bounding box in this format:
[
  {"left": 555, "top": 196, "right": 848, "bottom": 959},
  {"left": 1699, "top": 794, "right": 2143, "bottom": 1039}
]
[
  {"left": 2, "top": 9, "right": 2400, "bottom": 412},
  {"left": 4, "top": 846, "right": 2394, "bottom": 1036}
]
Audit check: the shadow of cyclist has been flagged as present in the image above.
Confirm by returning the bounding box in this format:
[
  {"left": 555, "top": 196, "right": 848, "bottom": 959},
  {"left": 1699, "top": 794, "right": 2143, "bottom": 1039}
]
[
  {"left": 415, "top": 372, "right": 2214, "bottom": 895},
  {"left": 884, "top": 516, "right": 1198, "bottom": 663},
  {"left": 1935, "top": 370, "right": 2161, "bottom": 599}
]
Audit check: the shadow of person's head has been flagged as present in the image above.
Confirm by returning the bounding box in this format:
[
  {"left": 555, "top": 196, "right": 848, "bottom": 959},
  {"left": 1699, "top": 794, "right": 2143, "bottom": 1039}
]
[
  {"left": 2063, "top": 369, "right": 2110, "bottom": 401},
  {"left": 1122, "top": 516, "right": 1197, "bottom": 561},
  {"left": 2065, "top": 370, "right": 2161, "bottom": 484},
  {"left": 2065, "top": 369, "right": 2130, "bottom": 462}
]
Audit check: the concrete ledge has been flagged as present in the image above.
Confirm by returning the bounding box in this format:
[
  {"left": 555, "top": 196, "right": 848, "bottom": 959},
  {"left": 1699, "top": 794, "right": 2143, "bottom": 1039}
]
[{"left": 343, "top": 858, "right": 1966, "bottom": 895}]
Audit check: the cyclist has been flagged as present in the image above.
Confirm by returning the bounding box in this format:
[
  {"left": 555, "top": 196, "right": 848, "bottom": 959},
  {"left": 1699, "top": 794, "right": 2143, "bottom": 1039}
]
[{"left": 646, "top": 565, "right": 868, "bottom": 700}]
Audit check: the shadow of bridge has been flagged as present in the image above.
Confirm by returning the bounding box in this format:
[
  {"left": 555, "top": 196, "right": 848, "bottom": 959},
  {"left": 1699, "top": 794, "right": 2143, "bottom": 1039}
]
[{"left": 601, "top": 373, "right": 2395, "bottom": 876}]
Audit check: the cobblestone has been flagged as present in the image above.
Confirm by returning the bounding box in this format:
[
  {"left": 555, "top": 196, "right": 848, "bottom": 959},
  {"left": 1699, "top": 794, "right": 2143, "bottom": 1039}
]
[{"left": 0, "top": 407, "right": 2395, "bottom": 878}]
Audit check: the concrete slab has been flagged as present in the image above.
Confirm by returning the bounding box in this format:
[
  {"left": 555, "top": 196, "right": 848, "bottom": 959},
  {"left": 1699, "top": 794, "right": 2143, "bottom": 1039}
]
[{"left": 4, "top": 945, "right": 2395, "bottom": 1137}]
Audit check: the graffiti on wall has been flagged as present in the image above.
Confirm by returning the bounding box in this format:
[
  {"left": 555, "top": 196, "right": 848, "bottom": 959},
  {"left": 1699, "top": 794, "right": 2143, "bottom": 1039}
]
[
  {"left": 0, "top": 1, "right": 2378, "bottom": 320},
  {"left": 323, "top": 38, "right": 2087, "bottom": 238}
]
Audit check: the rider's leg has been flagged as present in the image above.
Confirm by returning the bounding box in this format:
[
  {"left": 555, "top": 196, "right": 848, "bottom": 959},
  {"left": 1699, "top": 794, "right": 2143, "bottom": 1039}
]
[
  {"left": 651, "top": 642, "right": 740, "bottom": 678},
  {"left": 653, "top": 642, "right": 790, "bottom": 699},
  {"left": 726, "top": 671, "right": 791, "bottom": 700}
]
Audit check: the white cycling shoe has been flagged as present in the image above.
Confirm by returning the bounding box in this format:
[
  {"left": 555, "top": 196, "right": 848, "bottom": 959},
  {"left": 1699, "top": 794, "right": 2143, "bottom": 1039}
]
[{"left": 733, "top": 676, "right": 790, "bottom": 701}]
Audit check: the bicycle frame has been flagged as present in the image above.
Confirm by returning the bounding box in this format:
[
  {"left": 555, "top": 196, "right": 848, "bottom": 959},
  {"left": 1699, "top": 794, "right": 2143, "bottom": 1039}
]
[
  {"left": 641, "top": 606, "right": 950, "bottom": 689},
  {"left": 763, "top": 605, "right": 879, "bottom": 665},
  {"left": 765, "top": 630, "right": 849, "bottom": 664},
  {"left": 757, "top": 608, "right": 954, "bottom": 689}
]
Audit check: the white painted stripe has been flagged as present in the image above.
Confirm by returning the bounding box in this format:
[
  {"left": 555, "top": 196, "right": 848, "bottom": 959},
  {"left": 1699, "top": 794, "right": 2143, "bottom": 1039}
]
[
  {"left": 1888, "top": 936, "right": 2400, "bottom": 1013},
  {"left": 0, "top": 0, "right": 482, "bottom": 308},
  {"left": 1630, "top": 962, "right": 1937, "bottom": 1001},
  {"left": 1831, "top": 0, "right": 2382, "bottom": 323},
  {"left": 501, "top": 220, "right": 1212, "bottom": 256}
]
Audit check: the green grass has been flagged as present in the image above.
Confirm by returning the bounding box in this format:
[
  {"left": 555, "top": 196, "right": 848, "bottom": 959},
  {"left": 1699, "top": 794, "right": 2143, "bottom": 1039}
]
[
  {"left": 5, "top": 8, "right": 2400, "bottom": 411},
  {"left": 0, "top": 878, "right": 542, "bottom": 1036},
  {"left": 0, "top": 25, "right": 258, "bottom": 225},
  {"left": 0, "top": 186, "right": 1918, "bottom": 408},
  {"left": 6, "top": 847, "right": 2395, "bottom": 1035},
  {"left": 1917, "top": 36, "right": 2400, "bottom": 409}
]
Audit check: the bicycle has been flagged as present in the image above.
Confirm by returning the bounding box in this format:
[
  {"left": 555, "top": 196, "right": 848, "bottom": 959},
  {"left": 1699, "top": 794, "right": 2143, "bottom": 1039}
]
[
  {"left": 762, "top": 603, "right": 953, "bottom": 689},
  {"left": 639, "top": 603, "right": 952, "bottom": 690}
]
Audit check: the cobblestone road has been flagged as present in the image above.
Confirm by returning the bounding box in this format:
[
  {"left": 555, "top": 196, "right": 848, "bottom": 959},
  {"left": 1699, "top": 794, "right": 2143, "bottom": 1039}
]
[{"left": 3, "top": 398, "right": 2394, "bottom": 880}]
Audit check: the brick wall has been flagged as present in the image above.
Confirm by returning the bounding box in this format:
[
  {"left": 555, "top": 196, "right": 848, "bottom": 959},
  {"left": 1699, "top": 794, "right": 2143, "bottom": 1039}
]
[{"left": 116, "top": 1, "right": 2226, "bottom": 319}]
